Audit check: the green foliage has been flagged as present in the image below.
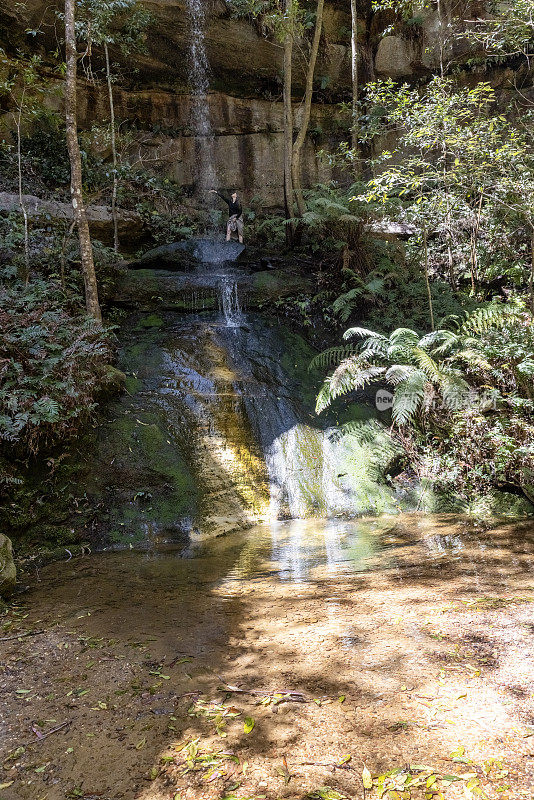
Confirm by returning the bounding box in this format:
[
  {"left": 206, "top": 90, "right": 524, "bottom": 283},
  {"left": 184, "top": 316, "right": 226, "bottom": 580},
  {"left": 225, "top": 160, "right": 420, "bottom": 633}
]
[
  {"left": 315, "top": 305, "right": 526, "bottom": 425},
  {"left": 352, "top": 76, "right": 534, "bottom": 302},
  {"left": 293, "top": 182, "right": 368, "bottom": 253},
  {"left": 465, "top": 0, "right": 534, "bottom": 62},
  {"left": 73, "top": 0, "right": 152, "bottom": 52},
  {"left": 0, "top": 269, "right": 114, "bottom": 459},
  {"left": 316, "top": 303, "right": 534, "bottom": 506}
]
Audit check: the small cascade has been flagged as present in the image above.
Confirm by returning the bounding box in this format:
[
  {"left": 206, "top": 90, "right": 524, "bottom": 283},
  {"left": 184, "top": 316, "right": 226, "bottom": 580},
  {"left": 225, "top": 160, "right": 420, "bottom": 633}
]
[
  {"left": 218, "top": 276, "right": 242, "bottom": 328},
  {"left": 115, "top": 237, "right": 399, "bottom": 541},
  {"left": 186, "top": 0, "right": 216, "bottom": 194},
  {"left": 264, "top": 422, "right": 363, "bottom": 519}
]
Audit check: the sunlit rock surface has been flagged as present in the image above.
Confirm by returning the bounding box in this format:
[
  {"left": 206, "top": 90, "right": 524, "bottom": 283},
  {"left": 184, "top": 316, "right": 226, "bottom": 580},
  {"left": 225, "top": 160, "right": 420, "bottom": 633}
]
[{"left": 0, "top": 533, "right": 16, "bottom": 597}]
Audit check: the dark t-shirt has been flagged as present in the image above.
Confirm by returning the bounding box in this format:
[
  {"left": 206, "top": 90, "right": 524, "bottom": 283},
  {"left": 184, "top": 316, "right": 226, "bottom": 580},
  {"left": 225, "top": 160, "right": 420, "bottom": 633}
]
[{"left": 216, "top": 191, "right": 243, "bottom": 219}]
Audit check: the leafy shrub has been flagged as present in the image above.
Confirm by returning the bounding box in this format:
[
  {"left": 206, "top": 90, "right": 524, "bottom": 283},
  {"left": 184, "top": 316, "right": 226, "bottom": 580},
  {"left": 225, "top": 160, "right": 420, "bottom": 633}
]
[
  {"left": 0, "top": 269, "right": 114, "bottom": 459},
  {"left": 315, "top": 302, "right": 534, "bottom": 507}
]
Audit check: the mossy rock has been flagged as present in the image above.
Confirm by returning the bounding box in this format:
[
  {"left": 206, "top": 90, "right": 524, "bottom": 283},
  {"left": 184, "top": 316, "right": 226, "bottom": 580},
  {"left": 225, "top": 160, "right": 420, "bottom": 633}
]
[
  {"left": 138, "top": 314, "right": 164, "bottom": 329},
  {"left": 100, "top": 365, "right": 127, "bottom": 395},
  {"left": 0, "top": 534, "right": 16, "bottom": 597}
]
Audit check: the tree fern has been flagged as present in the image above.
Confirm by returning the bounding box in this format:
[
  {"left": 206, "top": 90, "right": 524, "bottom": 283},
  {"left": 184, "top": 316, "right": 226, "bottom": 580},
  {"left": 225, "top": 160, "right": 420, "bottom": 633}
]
[
  {"left": 309, "top": 344, "right": 357, "bottom": 371},
  {"left": 392, "top": 369, "right": 427, "bottom": 425},
  {"left": 316, "top": 361, "right": 386, "bottom": 413},
  {"left": 316, "top": 322, "right": 480, "bottom": 427}
]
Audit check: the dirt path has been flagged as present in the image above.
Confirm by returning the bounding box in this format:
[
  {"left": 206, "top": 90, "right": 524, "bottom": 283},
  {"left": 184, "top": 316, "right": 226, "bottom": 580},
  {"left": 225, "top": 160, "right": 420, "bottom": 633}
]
[{"left": 1, "top": 516, "right": 534, "bottom": 800}]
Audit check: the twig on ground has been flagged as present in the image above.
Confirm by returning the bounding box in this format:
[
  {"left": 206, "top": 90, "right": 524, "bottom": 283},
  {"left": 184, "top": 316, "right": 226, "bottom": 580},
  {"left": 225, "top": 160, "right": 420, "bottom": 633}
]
[
  {"left": 217, "top": 678, "right": 308, "bottom": 700},
  {"left": 29, "top": 720, "right": 71, "bottom": 743},
  {"left": 298, "top": 760, "right": 355, "bottom": 771},
  {"left": 0, "top": 629, "right": 45, "bottom": 642}
]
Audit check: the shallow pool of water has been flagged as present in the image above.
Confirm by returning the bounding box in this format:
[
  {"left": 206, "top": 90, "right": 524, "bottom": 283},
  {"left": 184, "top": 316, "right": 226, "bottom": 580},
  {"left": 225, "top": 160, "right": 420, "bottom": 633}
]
[{"left": 4, "top": 513, "right": 534, "bottom": 800}]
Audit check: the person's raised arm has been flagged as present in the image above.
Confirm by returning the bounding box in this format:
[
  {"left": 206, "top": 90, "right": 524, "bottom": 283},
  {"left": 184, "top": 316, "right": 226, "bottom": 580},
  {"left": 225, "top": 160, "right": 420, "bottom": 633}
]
[{"left": 210, "top": 189, "right": 230, "bottom": 206}]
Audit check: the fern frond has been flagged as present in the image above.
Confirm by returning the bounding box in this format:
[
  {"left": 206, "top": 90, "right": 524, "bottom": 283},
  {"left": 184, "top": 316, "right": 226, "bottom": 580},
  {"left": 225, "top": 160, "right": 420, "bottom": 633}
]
[
  {"left": 327, "top": 419, "right": 380, "bottom": 443},
  {"left": 385, "top": 364, "right": 417, "bottom": 385},
  {"left": 460, "top": 304, "right": 518, "bottom": 335},
  {"left": 358, "top": 338, "right": 390, "bottom": 359},
  {"left": 316, "top": 359, "right": 386, "bottom": 413},
  {"left": 419, "top": 329, "right": 458, "bottom": 354},
  {"left": 454, "top": 348, "right": 492, "bottom": 371},
  {"left": 332, "top": 288, "right": 363, "bottom": 322},
  {"left": 309, "top": 345, "right": 357, "bottom": 372},
  {"left": 440, "top": 373, "right": 471, "bottom": 410},
  {"left": 343, "top": 326, "right": 387, "bottom": 341},
  {"left": 337, "top": 213, "right": 362, "bottom": 225},
  {"left": 386, "top": 343, "right": 415, "bottom": 362},
  {"left": 389, "top": 328, "right": 420, "bottom": 345},
  {"left": 412, "top": 347, "right": 443, "bottom": 381},
  {"left": 392, "top": 369, "right": 427, "bottom": 425}
]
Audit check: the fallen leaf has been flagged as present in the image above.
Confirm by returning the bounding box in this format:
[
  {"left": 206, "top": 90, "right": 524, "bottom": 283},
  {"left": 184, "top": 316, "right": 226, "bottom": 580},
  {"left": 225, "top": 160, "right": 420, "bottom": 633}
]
[
  {"left": 243, "top": 717, "right": 255, "bottom": 734},
  {"left": 362, "top": 765, "right": 373, "bottom": 789}
]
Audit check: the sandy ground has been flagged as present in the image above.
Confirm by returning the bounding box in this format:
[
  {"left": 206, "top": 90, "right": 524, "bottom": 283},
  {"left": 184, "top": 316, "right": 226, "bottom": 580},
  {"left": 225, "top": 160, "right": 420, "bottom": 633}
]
[{"left": 1, "top": 515, "right": 534, "bottom": 800}]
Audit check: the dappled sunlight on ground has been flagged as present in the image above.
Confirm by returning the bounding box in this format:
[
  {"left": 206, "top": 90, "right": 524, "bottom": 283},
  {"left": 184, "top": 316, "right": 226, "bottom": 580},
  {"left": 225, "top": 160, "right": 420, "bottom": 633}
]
[{"left": 1, "top": 515, "right": 534, "bottom": 799}]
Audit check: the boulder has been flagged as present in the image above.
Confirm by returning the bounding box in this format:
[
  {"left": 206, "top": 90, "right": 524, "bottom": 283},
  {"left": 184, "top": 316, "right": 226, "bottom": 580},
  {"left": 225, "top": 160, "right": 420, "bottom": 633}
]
[
  {"left": 0, "top": 534, "right": 16, "bottom": 598},
  {"left": 128, "top": 238, "right": 245, "bottom": 270},
  {"left": 375, "top": 36, "right": 414, "bottom": 77},
  {"left": 0, "top": 193, "right": 146, "bottom": 248},
  {"left": 128, "top": 242, "right": 196, "bottom": 271}
]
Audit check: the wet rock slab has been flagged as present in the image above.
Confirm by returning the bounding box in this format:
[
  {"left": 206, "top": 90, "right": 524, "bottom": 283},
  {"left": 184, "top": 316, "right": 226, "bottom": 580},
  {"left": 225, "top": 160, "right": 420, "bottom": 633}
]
[{"left": 127, "top": 239, "right": 245, "bottom": 271}]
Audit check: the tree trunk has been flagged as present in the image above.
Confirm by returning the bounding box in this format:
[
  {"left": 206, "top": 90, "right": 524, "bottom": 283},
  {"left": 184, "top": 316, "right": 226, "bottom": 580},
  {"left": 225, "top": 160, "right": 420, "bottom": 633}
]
[
  {"left": 291, "top": 0, "right": 324, "bottom": 217},
  {"left": 350, "top": 0, "right": 359, "bottom": 173},
  {"left": 64, "top": 0, "right": 102, "bottom": 322},
  {"left": 423, "top": 226, "right": 435, "bottom": 331},
  {"left": 283, "top": 0, "right": 295, "bottom": 244},
  {"left": 15, "top": 102, "right": 30, "bottom": 284},
  {"left": 104, "top": 42, "right": 119, "bottom": 253}
]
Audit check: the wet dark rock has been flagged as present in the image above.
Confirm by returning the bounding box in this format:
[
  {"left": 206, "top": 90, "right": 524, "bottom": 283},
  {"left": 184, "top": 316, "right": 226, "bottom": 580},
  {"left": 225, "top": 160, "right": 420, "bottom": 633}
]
[
  {"left": 129, "top": 239, "right": 246, "bottom": 271},
  {"left": 99, "top": 365, "right": 127, "bottom": 396},
  {"left": 127, "top": 242, "right": 196, "bottom": 271}
]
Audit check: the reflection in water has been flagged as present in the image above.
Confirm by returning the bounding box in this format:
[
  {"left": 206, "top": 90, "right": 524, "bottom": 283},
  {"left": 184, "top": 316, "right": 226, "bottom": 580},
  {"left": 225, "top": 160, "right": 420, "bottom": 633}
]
[
  {"left": 43, "top": 517, "right": 534, "bottom": 603},
  {"left": 205, "top": 516, "right": 534, "bottom": 591}
]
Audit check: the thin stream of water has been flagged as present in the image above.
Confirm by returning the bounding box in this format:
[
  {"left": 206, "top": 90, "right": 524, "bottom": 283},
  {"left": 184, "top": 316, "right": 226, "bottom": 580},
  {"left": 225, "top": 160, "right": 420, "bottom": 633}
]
[{"left": 187, "top": 0, "right": 216, "bottom": 194}]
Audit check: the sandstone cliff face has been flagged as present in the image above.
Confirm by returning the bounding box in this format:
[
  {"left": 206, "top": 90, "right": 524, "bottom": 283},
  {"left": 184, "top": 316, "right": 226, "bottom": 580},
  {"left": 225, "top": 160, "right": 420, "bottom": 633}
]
[
  {"left": 76, "top": 85, "right": 340, "bottom": 205},
  {"left": 0, "top": 0, "right": 518, "bottom": 207},
  {"left": 0, "top": 0, "right": 355, "bottom": 205},
  {"left": 0, "top": 0, "right": 354, "bottom": 94}
]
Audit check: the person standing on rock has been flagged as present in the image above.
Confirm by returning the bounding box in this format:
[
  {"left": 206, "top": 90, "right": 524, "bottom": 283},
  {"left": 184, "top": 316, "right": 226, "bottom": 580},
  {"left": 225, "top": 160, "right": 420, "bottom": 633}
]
[{"left": 210, "top": 189, "right": 244, "bottom": 244}]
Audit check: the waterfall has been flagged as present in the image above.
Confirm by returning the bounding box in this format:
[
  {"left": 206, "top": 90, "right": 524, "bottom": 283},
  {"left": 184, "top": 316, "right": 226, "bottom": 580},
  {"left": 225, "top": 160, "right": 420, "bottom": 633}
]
[
  {"left": 124, "top": 238, "right": 398, "bottom": 541},
  {"left": 186, "top": 0, "right": 216, "bottom": 194},
  {"left": 218, "top": 276, "right": 242, "bottom": 328}
]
